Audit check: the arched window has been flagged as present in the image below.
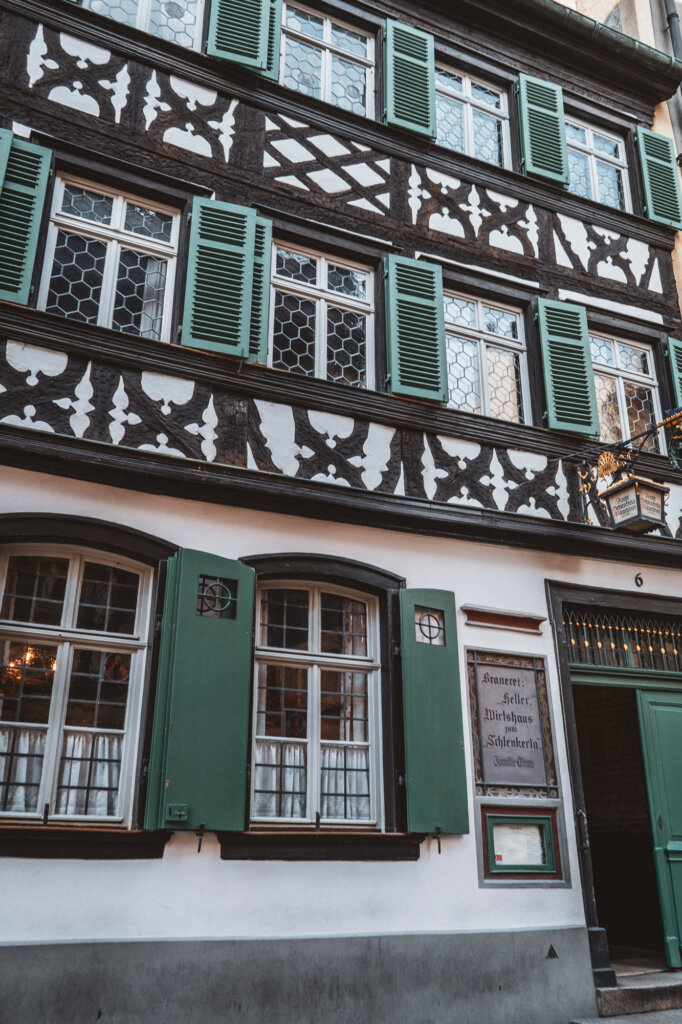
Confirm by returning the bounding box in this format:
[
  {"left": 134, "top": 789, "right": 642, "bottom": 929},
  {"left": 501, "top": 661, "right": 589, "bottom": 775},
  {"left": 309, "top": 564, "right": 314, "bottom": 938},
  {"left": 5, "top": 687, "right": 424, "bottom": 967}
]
[{"left": 0, "top": 546, "right": 153, "bottom": 824}]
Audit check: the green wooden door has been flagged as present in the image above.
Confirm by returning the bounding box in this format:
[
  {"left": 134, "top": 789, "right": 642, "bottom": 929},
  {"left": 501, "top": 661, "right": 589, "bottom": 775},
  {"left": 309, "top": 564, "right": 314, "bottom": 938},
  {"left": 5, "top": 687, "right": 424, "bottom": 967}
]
[{"left": 638, "top": 691, "right": 682, "bottom": 967}]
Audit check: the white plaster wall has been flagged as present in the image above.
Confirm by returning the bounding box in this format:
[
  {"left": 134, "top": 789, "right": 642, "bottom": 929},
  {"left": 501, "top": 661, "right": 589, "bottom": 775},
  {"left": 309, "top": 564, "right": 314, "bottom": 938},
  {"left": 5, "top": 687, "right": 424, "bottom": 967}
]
[{"left": 1, "top": 466, "right": 676, "bottom": 945}]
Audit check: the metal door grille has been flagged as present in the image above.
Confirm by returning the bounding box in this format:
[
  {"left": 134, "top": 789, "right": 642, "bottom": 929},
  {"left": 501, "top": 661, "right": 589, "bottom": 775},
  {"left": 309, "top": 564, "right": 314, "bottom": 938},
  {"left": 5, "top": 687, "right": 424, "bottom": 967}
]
[{"left": 564, "top": 605, "right": 682, "bottom": 671}]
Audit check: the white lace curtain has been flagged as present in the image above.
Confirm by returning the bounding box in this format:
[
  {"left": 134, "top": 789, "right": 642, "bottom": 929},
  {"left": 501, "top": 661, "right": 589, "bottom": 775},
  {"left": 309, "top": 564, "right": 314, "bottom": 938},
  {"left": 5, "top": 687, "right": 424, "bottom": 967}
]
[
  {"left": 0, "top": 726, "right": 46, "bottom": 813},
  {"left": 56, "top": 732, "right": 122, "bottom": 816}
]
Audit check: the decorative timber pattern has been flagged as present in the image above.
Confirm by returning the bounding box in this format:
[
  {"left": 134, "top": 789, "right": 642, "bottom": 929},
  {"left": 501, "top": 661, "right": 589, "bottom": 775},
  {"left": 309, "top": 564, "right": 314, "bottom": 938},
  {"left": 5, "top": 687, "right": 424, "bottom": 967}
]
[{"left": 2, "top": 337, "right": 681, "bottom": 537}]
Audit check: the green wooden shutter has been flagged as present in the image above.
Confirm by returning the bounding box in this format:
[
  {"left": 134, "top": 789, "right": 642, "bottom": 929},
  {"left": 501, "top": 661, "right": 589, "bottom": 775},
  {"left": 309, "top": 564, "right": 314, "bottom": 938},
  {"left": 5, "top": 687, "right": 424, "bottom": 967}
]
[
  {"left": 399, "top": 589, "right": 469, "bottom": 835},
  {"left": 181, "top": 198, "right": 256, "bottom": 356},
  {"left": 383, "top": 19, "right": 436, "bottom": 139},
  {"left": 207, "top": 0, "right": 280, "bottom": 70},
  {"left": 637, "top": 127, "right": 682, "bottom": 229},
  {"left": 248, "top": 216, "right": 272, "bottom": 363},
  {"left": 538, "top": 298, "right": 599, "bottom": 436},
  {"left": 258, "top": 0, "right": 282, "bottom": 80},
  {"left": 0, "top": 135, "right": 51, "bottom": 304},
  {"left": 385, "top": 255, "right": 447, "bottom": 402},
  {"left": 145, "top": 549, "right": 255, "bottom": 832},
  {"left": 516, "top": 74, "right": 568, "bottom": 185},
  {"left": 667, "top": 337, "right": 682, "bottom": 407}
]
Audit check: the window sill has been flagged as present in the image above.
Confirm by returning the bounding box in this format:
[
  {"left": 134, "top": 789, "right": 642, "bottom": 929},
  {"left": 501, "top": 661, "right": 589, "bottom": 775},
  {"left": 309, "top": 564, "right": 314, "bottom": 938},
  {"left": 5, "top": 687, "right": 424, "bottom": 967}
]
[
  {"left": 0, "top": 825, "right": 171, "bottom": 859},
  {"left": 217, "top": 831, "right": 425, "bottom": 860}
]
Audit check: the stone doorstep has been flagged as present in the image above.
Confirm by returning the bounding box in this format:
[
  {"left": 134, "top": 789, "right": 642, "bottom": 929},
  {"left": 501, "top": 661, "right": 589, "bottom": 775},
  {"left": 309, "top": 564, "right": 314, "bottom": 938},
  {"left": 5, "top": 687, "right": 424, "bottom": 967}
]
[
  {"left": 594, "top": 973, "right": 682, "bottom": 1017},
  {"left": 571, "top": 1012, "right": 682, "bottom": 1024}
]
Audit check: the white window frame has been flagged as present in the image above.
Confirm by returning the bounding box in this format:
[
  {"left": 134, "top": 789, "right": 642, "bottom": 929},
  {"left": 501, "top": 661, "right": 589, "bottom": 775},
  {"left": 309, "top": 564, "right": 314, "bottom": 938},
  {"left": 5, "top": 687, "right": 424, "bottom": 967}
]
[
  {"left": 565, "top": 118, "right": 631, "bottom": 212},
  {"left": 435, "top": 65, "right": 511, "bottom": 169},
  {"left": 38, "top": 175, "right": 180, "bottom": 344},
  {"left": 269, "top": 242, "right": 375, "bottom": 389},
  {"left": 443, "top": 292, "right": 530, "bottom": 424},
  {"left": 590, "top": 333, "right": 664, "bottom": 452},
  {"left": 251, "top": 581, "right": 383, "bottom": 828},
  {"left": 0, "top": 545, "right": 153, "bottom": 825},
  {"left": 280, "top": 2, "right": 375, "bottom": 118},
  {"left": 82, "top": 0, "right": 205, "bottom": 50}
]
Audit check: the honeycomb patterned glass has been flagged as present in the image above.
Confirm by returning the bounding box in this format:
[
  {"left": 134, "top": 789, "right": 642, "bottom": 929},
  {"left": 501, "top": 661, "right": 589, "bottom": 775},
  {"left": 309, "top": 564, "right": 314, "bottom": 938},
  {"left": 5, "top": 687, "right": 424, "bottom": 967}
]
[
  {"left": 436, "top": 69, "right": 464, "bottom": 94},
  {"left": 617, "top": 343, "right": 649, "bottom": 376},
  {"left": 625, "top": 382, "right": 658, "bottom": 452},
  {"left": 596, "top": 160, "right": 625, "bottom": 210},
  {"left": 590, "top": 336, "right": 615, "bottom": 366},
  {"left": 566, "top": 122, "right": 587, "bottom": 145},
  {"left": 61, "top": 185, "right": 113, "bottom": 225},
  {"left": 112, "top": 249, "right": 168, "bottom": 340},
  {"left": 331, "top": 56, "right": 367, "bottom": 116},
  {"left": 486, "top": 345, "right": 523, "bottom": 422},
  {"left": 483, "top": 305, "right": 517, "bottom": 339},
  {"left": 327, "top": 307, "right": 366, "bottom": 388},
  {"left": 149, "top": 0, "right": 200, "bottom": 48},
  {"left": 45, "top": 231, "right": 107, "bottom": 324},
  {"left": 124, "top": 203, "right": 173, "bottom": 242},
  {"left": 285, "top": 4, "right": 324, "bottom": 39},
  {"left": 436, "top": 93, "right": 465, "bottom": 152},
  {"left": 272, "top": 291, "right": 317, "bottom": 377},
  {"left": 473, "top": 110, "right": 503, "bottom": 166},
  {"left": 328, "top": 264, "right": 366, "bottom": 300},
  {"left": 594, "top": 373, "right": 622, "bottom": 444},
  {"left": 283, "top": 36, "right": 323, "bottom": 99},
  {"left": 84, "top": 0, "right": 138, "bottom": 27},
  {"left": 444, "top": 295, "right": 476, "bottom": 329},
  {"left": 446, "top": 335, "right": 481, "bottom": 414},
  {"left": 567, "top": 149, "right": 592, "bottom": 200},
  {"left": 276, "top": 248, "right": 317, "bottom": 284},
  {"left": 471, "top": 82, "right": 502, "bottom": 109},
  {"left": 594, "top": 133, "right": 619, "bottom": 159},
  {"left": 331, "top": 24, "right": 368, "bottom": 57}
]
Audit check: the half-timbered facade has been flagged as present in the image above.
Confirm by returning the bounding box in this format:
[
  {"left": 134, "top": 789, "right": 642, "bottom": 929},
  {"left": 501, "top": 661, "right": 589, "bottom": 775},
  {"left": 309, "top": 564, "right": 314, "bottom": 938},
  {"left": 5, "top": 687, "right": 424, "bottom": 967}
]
[{"left": 2, "top": 1, "right": 682, "bottom": 1021}]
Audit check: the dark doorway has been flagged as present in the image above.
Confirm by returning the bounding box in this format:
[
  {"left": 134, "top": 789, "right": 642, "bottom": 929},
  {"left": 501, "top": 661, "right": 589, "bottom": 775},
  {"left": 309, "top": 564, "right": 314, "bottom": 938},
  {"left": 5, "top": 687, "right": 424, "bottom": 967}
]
[{"left": 572, "top": 684, "right": 664, "bottom": 958}]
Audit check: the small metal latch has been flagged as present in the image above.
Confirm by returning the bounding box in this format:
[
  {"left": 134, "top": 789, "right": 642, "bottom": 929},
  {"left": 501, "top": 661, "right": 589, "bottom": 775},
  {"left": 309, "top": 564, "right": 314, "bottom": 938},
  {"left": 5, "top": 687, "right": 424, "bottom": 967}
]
[
  {"left": 658, "top": 813, "right": 664, "bottom": 830},
  {"left": 576, "top": 808, "right": 590, "bottom": 852},
  {"left": 42, "top": 803, "right": 49, "bottom": 826},
  {"left": 435, "top": 826, "right": 442, "bottom": 854},
  {"left": 196, "top": 823, "right": 205, "bottom": 853},
  {"left": 315, "top": 811, "right": 321, "bottom": 832}
]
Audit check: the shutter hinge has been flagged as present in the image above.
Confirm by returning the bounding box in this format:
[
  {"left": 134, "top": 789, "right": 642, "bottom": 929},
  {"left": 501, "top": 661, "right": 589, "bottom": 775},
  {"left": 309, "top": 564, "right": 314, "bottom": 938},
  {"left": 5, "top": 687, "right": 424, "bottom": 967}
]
[
  {"left": 176, "top": 325, "right": 182, "bottom": 343},
  {"left": 155, "top": 614, "right": 163, "bottom": 634},
  {"left": 396, "top": 771, "right": 405, "bottom": 787},
  {"left": 187, "top": 210, "right": 192, "bottom": 224},
  {"left": 391, "top": 641, "right": 401, "bottom": 657}
]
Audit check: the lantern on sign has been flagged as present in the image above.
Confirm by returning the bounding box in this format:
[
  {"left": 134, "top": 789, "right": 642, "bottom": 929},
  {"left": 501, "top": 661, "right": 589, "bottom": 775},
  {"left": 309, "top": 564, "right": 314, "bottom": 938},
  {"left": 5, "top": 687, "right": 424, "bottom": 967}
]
[{"left": 599, "top": 474, "right": 669, "bottom": 534}]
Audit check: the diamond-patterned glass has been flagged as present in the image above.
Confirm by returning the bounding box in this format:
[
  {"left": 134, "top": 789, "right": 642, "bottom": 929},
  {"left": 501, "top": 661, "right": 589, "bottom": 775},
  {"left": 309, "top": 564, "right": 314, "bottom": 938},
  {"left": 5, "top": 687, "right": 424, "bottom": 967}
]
[
  {"left": 473, "top": 109, "right": 503, "bottom": 166},
  {"left": 331, "top": 55, "right": 367, "bottom": 116},
  {"left": 444, "top": 295, "right": 476, "bottom": 328},
  {"left": 597, "top": 160, "right": 625, "bottom": 210},
  {"left": 436, "top": 93, "right": 465, "bottom": 152},
  {"left": 567, "top": 149, "right": 592, "bottom": 199},
  {"left": 483, "top": 305, "right": 517, "bottom": 339},
  {"left": 595, "top": 372, "right": 622, "bottom": 443},
  {"left": 487, "top": 345, "right": 523, "bottom": 422},
  {"left": 590, "top": 336, "right": 615, "bottom": 366},
  {"left": 331, "top": 24, "right": 368, "bottom": 57},
  {"left": 328, "top": 264, "right": 366, "bottom": 299},
  {"left": 112, "top": 249, "right": 168, "bottom": 340},
  {"left": 618, "top": 343, "right": 649, "bottom": 376},
  {"left": 327, "top": 307, "right": 366, "bottom": 388},
  {"left": 283, "top": 36, "right": 323, "bottom": 98},
  {"left": 272, "top": 291, "right": 317, "bottom": 376},
  {"left": 625, "top": 382, "right": 658, "bottom": 452},
  {"left": 62, "top": 185, "right": 113, "bottom": 224},
  {"left": 276, "top": 248, "right": 317, "bottom": 284},
  {"left": 285, "top": 4, "right": 324, "bottom": 38},
  {"left": 149, "top": 0, "right": 200, "bottom": 48},
  {"left": 46, "top": 231, "right": 107, "bottom": 324},
  {"left": 446, "top": 334, "right": 481, "bottom": 414},
  {"left": 84, "top": 0, "right": 138, "bottom": 28},
  {"left": 124, "top": 203, "right": 173, "bottom": 241}
]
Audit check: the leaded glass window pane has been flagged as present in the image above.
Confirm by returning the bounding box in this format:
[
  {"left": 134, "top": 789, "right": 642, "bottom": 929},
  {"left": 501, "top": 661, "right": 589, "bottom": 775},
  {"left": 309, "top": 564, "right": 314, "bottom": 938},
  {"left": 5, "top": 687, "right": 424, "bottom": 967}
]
[
  {"left": 331, "top": 55, "right": 367, "bottom": 116},
  {"left": 473, "top": 109, "right": 503, "bottom": 166},
  {"left": 149, "top": 0, "right": 201, "bottom": 48},
  {"left": 436, "top": 93, "right": 465, "bottom": 152},
  {"left": 436, "top": 68, "right": 507, "bottom": 167},
  {"left": 83, "top": 0, "right": 139, "bottom": 28},
  {"left": 112, "top": 250, "right": 168, "bottom": 340},
  {"left": 624, "top": 382, "right": 658, "bottom": 452},
  {"left": 446, "top": 335, "right": 481, "bottom": 414},
  {"left": 591, "top": 335, "right": 661, "bottom": 451},
  {"left": 62, "top": 185, "right": 113, "bottom": 224},
  {"left": 596, "top": 161, "right": 625, "bottom": 211},
  {"left": 124, "top": 204, "right": 173, "bottom": 242},
  {"left": 331, "top": 24, "right": 368, "bottom": 57},
  {"left": 566, "top": 120, "right": 629, "bottom": 211},
  {"left": 486, "top": 345, "right": 523, "bottom": 423},
  {"left": 285, "top": 4, "right": 324, "bottom": 38},
  {"left": 567, "top": 149, "right": 592, "bottom": 200},
  {"left": 46, "top": 231, "right": 107, "bottom": 324},
  {"left": 595, "top": 372, "right": 623, "bottom": 444},
  {"left": 283, "top": 35, "right": 323, "bottom": 99},
  {"left": 320, "top": 593, "right": 367, "bottom": 655},
  {"left": 326, "top": 308, "right": 366, "bottom": 388},
  {"left": 272, "top": 292, "right": 317, "bottom": 376}
]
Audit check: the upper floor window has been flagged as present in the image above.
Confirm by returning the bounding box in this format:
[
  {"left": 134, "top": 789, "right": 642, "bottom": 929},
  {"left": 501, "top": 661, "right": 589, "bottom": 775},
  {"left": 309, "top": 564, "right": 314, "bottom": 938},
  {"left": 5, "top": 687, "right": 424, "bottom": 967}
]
[
  {"left": 82, "top": 0, "right": 205, "bottom": 49},
  {"left": 435, "top": 68, "right": 509, "bottom": 168},
  {"left": 444, "top": 294, "right": 527, "bottom": 423},
  {"left": 38, "top": 177, "right": 180, "bottom": 343},
  {"left": 251, "top": 583, "right": 381, "bottom": 825},
  {"left": 280, "top": 3, "right": 375, "bottom": 117},
  {"left": 270, "top": 244, "right": 374, "bottom": 389},
  {"left": 565, "top": 119, "right": 630, "bottom": 212},
  {"left": 0, "top": 548, "right": 152, "bottom": 822},
  {"left": 590, "top": 334, "right": 662, "bottom": 452}
]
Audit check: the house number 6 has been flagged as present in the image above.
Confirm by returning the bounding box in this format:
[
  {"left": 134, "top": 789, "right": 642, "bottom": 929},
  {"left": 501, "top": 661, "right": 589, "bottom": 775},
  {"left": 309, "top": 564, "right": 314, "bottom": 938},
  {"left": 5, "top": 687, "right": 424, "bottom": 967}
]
[{"left": 635, "top": 573, "right": 643, "bottom": 588}]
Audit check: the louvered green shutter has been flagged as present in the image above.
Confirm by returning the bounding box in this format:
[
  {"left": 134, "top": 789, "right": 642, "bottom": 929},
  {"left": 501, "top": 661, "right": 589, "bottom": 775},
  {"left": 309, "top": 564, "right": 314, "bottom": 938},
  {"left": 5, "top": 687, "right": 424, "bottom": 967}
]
[
  {"left": 517, "top": 74, "right": 568, "bottom": 185},
  {"left": 207, "top": 0, "right": 280, "bottom": 71},
  {"left": 399, "top": 589, "right": 469, "bottom": 835},
  {"left": 667, "top": 337, "right": 682, "bottom": 407},
  {"left": 181, "top": 198, "right": 256, "bottom": 356},
  {"left": 0, "top": 135, "right": 51, "bottom": 304},
  {"left": 383, "top": 20, "right": 436, "bottom": 139},
  {"left": 637, "top": 127, "right": 682, "bottom": 229},
  {"left": 538, "top": 298, "right": 599, "bottom": 436},
  {"left": 385, "top": 255, "right": 447, "bottom": 402},
  {"left": 248, "top": 216, "right": 272, "bottom": 363},
  {"left": 145, "top": 549, "right": 255, "bottom": 832},
  {"left": 259, "top": 0, "right": 282, "bottom": 80}
]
